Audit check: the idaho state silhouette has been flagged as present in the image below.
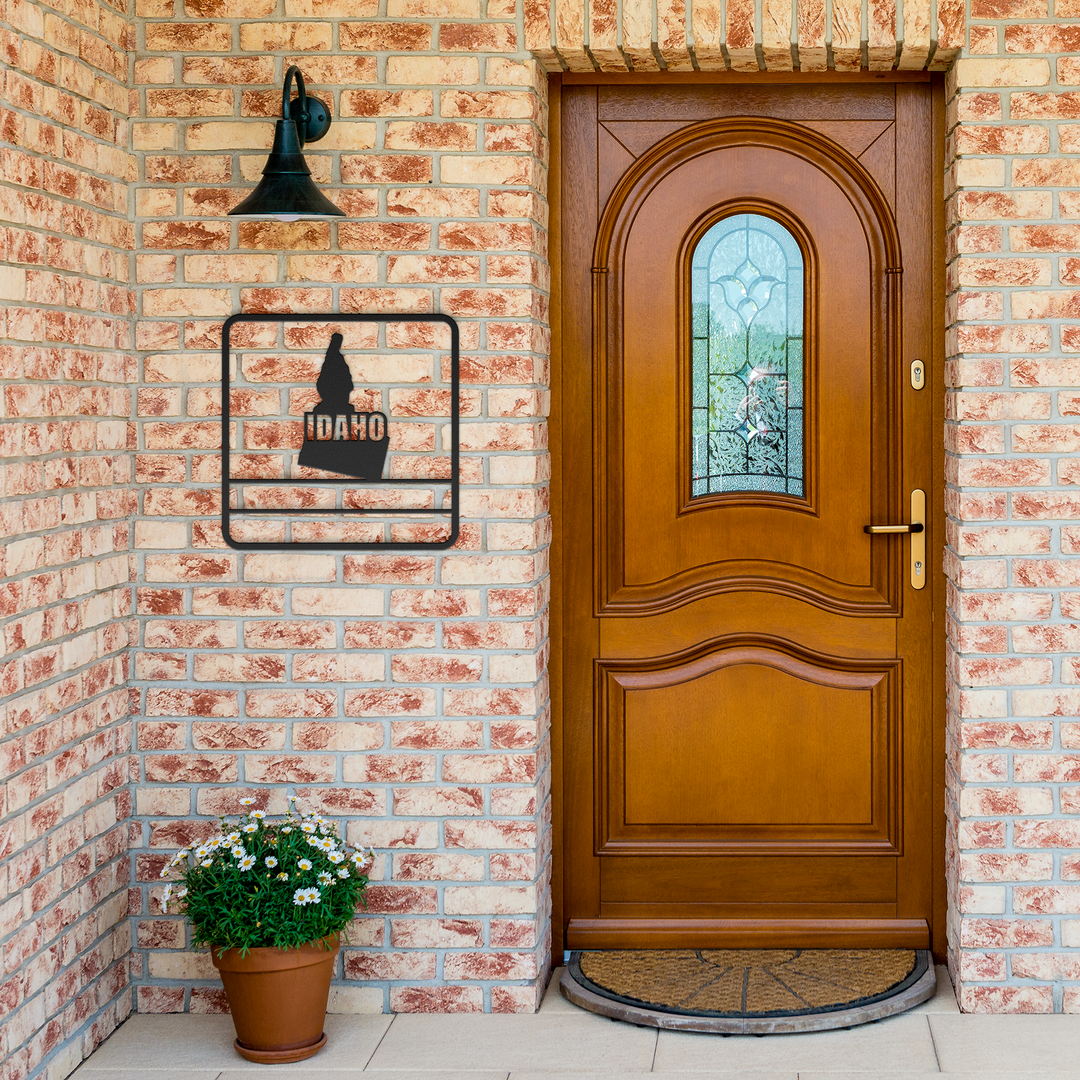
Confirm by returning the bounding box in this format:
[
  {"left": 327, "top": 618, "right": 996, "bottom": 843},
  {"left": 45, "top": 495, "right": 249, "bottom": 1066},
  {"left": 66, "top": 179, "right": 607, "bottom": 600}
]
[{"left": 297, "top": 333, "right": 390, "bottom": 481}]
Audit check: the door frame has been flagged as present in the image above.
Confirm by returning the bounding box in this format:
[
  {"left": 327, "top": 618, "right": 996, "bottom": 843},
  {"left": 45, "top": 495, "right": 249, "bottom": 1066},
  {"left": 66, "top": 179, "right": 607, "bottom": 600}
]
[{"left": 548, "top": 71, "right": 948, "bottom": 966}]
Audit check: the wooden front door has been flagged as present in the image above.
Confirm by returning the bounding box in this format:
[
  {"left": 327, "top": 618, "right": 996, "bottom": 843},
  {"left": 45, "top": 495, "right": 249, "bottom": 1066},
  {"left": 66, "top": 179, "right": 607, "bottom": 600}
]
[{"left": 557, "top": 79, "right": 944, "bottom": 953}]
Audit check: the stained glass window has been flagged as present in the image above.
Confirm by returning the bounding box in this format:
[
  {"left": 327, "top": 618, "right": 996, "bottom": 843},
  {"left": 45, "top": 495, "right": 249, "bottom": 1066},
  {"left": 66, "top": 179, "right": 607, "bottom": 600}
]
[{"left": 691, "top": 213, "right": 805, "bottom": 498}]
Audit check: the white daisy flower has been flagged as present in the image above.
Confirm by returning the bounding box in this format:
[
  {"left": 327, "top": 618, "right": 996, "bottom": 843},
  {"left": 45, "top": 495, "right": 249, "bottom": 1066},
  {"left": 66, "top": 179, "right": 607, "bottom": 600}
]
[
  {"left": 281, "top": 827, "right": 293, "bottom": 834},
  {"left": 264, "top": 856, "right": 278, "bottom": 868},
  {"left": 231, "top": 845, "right": 246, "bottom": 859},
  {"left": 297, "top": 858, "right": 312, "bottom": 871},
  {"left": 239, "top": 855, "right": 256, "bottom": 871},
  {"left": 292, "top": 887, "right": 321, "bottom": 906},
  {"left": 318, "top": 872, "right": 333, "bottom": 886},
  {"left": 175, "top": 887, "right": 187, "bottom": 899},
  {"left": 315, "top": 838, "right": 335, "bottom": 852},
  {"left": 194, "top": 846, "right": 209, "bottom": 860},
  {"left": 226, "top": 832, "right": 241, "bottom": 844},
  {"left": 301, "top": 822, "right": 317, "bottom": 834},
  {"left": 242, "top": 822, "right": 258, "bottom": 834},
  {"left": 250, "top": 810, "right": 266, "bottom": 820},
  {"left": 201, "top": 859, "right": 213, "bottom": 868},
  {"left": 328, "top": 851, "right": 345, "bottom": 864},
  {"left": 161, "top": 884, "right": 173, "bottom": 911},
  {"left": 276, "top": 872, "right": 289, "bottom": 881},
  {"left": 336, "top": 867, "right": 350, "bottom": 879},
  {"left": 239, "top": 797, "right": 255, "bottom": 806}
]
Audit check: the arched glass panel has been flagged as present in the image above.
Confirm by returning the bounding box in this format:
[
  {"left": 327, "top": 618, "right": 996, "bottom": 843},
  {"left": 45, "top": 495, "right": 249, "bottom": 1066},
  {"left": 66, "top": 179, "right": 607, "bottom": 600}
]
[{"left": 691, "top": 213, "right": 805, "bottom": 498}]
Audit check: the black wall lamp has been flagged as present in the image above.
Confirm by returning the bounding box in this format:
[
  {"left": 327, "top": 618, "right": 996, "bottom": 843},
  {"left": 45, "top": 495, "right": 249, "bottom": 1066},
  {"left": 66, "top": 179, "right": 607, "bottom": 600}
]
[{"left": 229, "top": 65, "right": 345, "bottom": 221}]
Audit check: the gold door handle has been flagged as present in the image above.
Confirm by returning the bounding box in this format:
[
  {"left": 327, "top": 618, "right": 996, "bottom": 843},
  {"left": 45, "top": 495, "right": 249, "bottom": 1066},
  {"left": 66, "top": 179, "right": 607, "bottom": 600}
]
[{"left": 863, "top": 490, "right": 926, "bottom": 590}]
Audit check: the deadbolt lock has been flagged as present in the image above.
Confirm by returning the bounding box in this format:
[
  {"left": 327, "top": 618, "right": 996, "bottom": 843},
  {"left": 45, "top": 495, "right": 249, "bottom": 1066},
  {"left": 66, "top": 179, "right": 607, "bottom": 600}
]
[{"left": 910, "top": 359, "right": 925, "bottom": 390}]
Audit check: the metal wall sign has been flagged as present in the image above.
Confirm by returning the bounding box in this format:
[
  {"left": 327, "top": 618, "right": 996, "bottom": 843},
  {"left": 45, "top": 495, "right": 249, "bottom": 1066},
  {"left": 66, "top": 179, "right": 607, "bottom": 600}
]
[{"left": 220, "top": 312, "right": 460, "bottom": 551}]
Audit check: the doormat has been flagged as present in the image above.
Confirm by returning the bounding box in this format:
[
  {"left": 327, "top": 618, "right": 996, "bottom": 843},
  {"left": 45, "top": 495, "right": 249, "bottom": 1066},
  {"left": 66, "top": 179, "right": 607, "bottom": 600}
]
[{"left": 561, "top": 949, "right": 936, "bottom": 1034}]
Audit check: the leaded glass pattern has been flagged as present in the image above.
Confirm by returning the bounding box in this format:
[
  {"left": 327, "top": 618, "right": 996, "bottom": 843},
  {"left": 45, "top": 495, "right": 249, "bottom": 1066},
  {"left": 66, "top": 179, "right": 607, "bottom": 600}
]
[{"left": 691, "top": 213, "right": 805, "bottom": 498}]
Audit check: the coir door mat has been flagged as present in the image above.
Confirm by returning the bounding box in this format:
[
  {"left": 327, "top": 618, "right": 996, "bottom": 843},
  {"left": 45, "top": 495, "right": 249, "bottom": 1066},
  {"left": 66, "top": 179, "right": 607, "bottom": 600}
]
[{"left": 561, "top": 949, "right": 936, "bottom": 1034}]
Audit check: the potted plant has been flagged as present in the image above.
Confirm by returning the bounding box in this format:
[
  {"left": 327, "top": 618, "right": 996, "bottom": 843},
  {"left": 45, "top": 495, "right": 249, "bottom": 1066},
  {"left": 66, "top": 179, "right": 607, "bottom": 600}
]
[{"left": 160, "top": 797, "right": 375, "bottom": 1063}]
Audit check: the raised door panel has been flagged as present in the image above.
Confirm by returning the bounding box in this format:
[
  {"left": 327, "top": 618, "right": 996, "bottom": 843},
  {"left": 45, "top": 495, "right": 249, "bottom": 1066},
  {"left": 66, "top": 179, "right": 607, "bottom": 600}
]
[
  {"left": 597, "top": 642, "right": 900, "bottom": 855},
  {"left": 595, "top": 121, "right": 903, "bottom": 619}
]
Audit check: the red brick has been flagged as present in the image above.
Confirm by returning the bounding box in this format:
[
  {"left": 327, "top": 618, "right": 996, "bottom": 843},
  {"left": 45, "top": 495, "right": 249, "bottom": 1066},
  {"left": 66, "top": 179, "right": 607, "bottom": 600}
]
[
  {"left": 145, "top": 23, "right": 232, "bottom": 51},
  {"left": 340, "top": 22, "right": 431, "bottom": 50},
  {"left": 192, "top": 722, "right": 285, "bottom": 750},
  {"left": 241, "top": 755, "right": 335, "bottom": 783},
  {"left": 444, "top": 951, "right": 536, "bottom": 980},
  {"left": 344, "top": 951, "right": 436, "bottom": 980},
  {"left": 344, "top": 755, "right": 435, "bottom": 783},
  {"left": 492, "top": 985, "right": 541, "bottom": 1012},
  {"left": 390, "top": 918, "right": 483, "bottom": 946},
  {"left": 294, "top": 787, "right": 384, "bottom": 815},
  {"left": 145, "top": 689, "right": 238, "bottom": 718},
  {"left": 364, "top": 886, "right": 438, "bottom": 915},
  {"left": 144, "top": 755, "right": 238, "bottom": 783},
  {"left": 345, "top": 689, "right": 436, "bottom": 717},
  {"left": 245, "top": 689, "right": 335, "bottom": 718},
  {"left": 960, "top": 919, "right": 1054, "bottom": 948},
  {"left": 390, "top": 986, "right": 483, "bottom": 1012},
  {"left": 390, "top": 721, "right": 484, "bottom": 748}
]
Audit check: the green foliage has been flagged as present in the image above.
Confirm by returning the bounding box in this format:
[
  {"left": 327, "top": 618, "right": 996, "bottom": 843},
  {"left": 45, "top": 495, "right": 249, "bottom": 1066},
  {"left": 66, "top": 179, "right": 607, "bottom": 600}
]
[{"left": 160, "top": 798, "right": 374, "bottom": 954}]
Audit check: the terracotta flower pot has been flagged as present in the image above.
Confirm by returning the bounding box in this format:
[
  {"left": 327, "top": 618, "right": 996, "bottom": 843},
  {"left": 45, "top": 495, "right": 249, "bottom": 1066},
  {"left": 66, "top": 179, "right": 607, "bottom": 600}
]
[{"left": 211, "top": 935, "right": 339, "bottom": 1064}]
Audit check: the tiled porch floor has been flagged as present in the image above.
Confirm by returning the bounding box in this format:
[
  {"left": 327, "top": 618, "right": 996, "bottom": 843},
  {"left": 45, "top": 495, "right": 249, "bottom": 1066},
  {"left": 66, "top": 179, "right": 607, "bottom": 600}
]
[{"left": 72, "top": 966, "right": 1080, "bottom": 1078}]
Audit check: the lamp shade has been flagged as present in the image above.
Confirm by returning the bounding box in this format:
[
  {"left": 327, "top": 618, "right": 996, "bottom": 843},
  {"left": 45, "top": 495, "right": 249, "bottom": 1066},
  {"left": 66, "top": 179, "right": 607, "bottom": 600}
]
[{"left": 229, "top": 66, "right": 345, "bottom": 221}]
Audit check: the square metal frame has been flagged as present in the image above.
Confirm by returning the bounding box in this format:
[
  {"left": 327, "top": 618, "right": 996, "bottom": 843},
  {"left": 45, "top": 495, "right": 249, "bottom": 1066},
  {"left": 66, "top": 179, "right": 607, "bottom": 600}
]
[{"left": 220, "top": 312, "right": 460, "bottom": 551}]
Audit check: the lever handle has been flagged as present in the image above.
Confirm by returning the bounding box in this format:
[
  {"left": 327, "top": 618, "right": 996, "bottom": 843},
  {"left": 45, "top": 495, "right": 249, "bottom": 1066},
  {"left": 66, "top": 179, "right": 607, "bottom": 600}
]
[
  {"left": 864, "top": 490, "right": 927, "bottom": 590},
  {"left": 864, "top": 523, "right": 924, "bottom": 534}
]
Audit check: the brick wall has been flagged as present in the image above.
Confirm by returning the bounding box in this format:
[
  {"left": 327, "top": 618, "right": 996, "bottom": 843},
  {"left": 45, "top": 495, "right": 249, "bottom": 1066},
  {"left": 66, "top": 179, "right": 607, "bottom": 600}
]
[
  {"left": 944, "top": 13, "right": 1080, "bottom": 1014},
  {"left": 127, "top": 4, "right": 553, "bottom": 1016},
  {"left": 14, "top": 0, "right": 1080, "bottom": 1067},
  {"left": 0, "top": 0, "right": 137, "bottom": 1073}
]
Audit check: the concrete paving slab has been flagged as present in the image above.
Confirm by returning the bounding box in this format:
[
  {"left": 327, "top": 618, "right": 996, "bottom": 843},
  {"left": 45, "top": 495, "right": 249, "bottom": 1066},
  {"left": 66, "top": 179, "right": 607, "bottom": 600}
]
[
  {"left": 511, "top": 1073, "right": 798, "bottom": 1080},
  {"left": 73, "top": 1013, "right": 394, "bottom": 1072},
  {"left": 366, "top": 1013, "right": 657, "bottom": 1073},
  {"left": 225, "top": 1073, "right": 508, "bottom": 1079},
  {"left": 797, "top": 1075, "right": 1062, "bottom": 1080},
  {"left": 792, "top": 1074, "right": 946, "bottom": 1080},
  {"left": 906, "top": 967, "right": 959, "bottom": 1014},
  {"left": 72, "top": 1072, "right": 221, "bottom": 1080},
  {"left": 653, "top": 1014, "right": 939, "bottom": 1073},
  {"left": 929, "top": 1013, "right": 1080, "bottom": 1073},
  {"left": 539, "top": 967, "right": 579, "bottom": 1013}
]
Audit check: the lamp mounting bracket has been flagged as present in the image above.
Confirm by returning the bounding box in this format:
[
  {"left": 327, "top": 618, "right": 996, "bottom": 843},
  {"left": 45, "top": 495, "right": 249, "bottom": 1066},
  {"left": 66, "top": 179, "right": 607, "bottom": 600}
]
[
  {"left": 282, "top": 64, "right": 331, "bottom": 147},
  {"left": 288, "top": 94, "right": 331, "bottom": 145}
]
